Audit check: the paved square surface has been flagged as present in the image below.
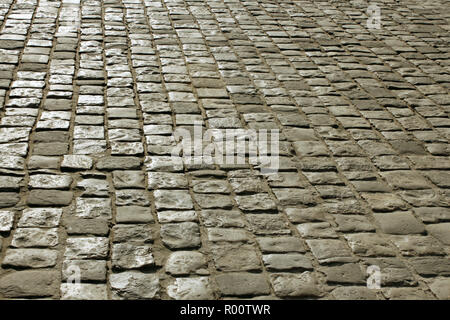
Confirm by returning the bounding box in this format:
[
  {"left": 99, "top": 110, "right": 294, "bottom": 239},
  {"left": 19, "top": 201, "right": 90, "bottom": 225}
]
[{"left": 0, "top": 0, "right": 449, "bottom": 299}]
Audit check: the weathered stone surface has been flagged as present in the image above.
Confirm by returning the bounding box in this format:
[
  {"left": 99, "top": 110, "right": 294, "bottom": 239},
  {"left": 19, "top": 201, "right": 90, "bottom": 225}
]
[
  {"left": 0, "top": 0, "right": 448, "bottom": 301},
  {"left": 409, "top": 257, "right": 450, "bottom": 276},
  {"left": 380, "top": 171, "right": 430, "bottom": 190},
  {"left": 111, "top": 243, "right": 155, "bottom": 270},
  {"left": 168, "top": 277, "right": 214, "bottom": 300},
  {"left": 76, "top": 178, "right": 109, "bottom": 197},
  {"left": 210, "top": 242, "right": 261, "bottom": 272},
  {"left": 215, "top": 273, "right": 270, "bottom": 296},
  {"left": 11, "top": 228, "right": 59, "bottom": 247},
  {"left": 61, "top": 155, "right": 93, "bottom": 170},
  {"left": 65, "top": 217, "right": 109, "bottom": 236},
  {"left": 374, "top": 212, "right": 425, "bottom": 235},
  {"left": 361, "top": 258, "right": 416, "bottom": 286},
  {"left": 263, "top": 253, "right": 313, "bottom": 271},
  {"left": 113, "top": 171, "right": 145, "bottom": 189},
  {"left": 65, "top": 237, "right": 109, "bottom": 260},
  {"left": 116, "top": 206, "right": 154, "bottom": 223},
  {"left": 29, "top": 174, "right": 73, "bottom": 189},
  {"left": 97, "top": 156, "right": 141, "bottom": 170},
  {"left": 62, "top": 260, "right": 107, "bottom": 282},
  {"left": 60, "top": 284, "right": 108, "bottom": 300},
  {"left": 112, "top": 224, "right": 153, "bottom": 243},
  {"left": 0, "top": 211, "right": 14, "bottom": 232},
  {"left": 246, "top": 214, "right": 291, "bottom": 235},
  {"left": 331, "top": 286, "right": 379, "bottom": 300},
  {"left": 110, "top": 271, "right": 159, "bottom": 299},
  {"left": 194, "top": 193, "right": 233, "bottom": 209},
  {"left": 270, "top": 272, "right": 320, "bottom": 297},
  {"left": 429, "top": 278, "right": 450, "bottom": 300},
  {"left": 165, "top": 251, "right": 209, "bottom": 275},
  {"left": 426, "top": 223, "right": 450, "bottom": 245},
  {"left": 257, "top": 237, "right": 305, "bottom": 253},
  {"left": 2, "top": 248, "right": 58, "bottom": 268},
  {"left": 297, "top": 222, "right": 339, "bottom": 239},
  {"left": 157, "top": 210, "right": 197, "bottom": 223},
  {"left": 0, "top": 270, "right": 59, "bottom": 298},
  {"left": 200, "top": 210, "right": 245, "bottom": 228},
  {"left": 115, "top": 189, "right": 150, "bottom": 206},
  {"left": 235, "top": 193, "right": 277, "bottom": 212},
  {"left": 334, "top": 215, "right": 375, "bottom": 233},
  {"left": 148, "top": 172, "right": 188, "bottom": 189},
  {"left": 307, "top": 239, "right": 355, "bottom": 264},
  {"left": 18, "top": 208, "right": 62, "bottom": 227},
  {"left": 383, "top": 288, "right": 434, "bottom": 300},
  {"left": 27, "top": 190, "right": 73, "bottom": 206},
  {"left": 273, "top": 188, "right": 319, "bottom": 206},
  {"left": 192, "top": 179, "right": 230, "bottom": 193},
  {"left": 345, "top": 233, "right": 397, "bottom": 257},
  {"left": 154, "top": 190, "right": 193, "bottom": 210},
  {"left": 207, "top": 227, "right": 251, "bottom": 242},
  {"left": 323, "top": 264, "right": 366, "bottom": 284},
  {"left": 389, "top": 235, "right": 444, "bottom": 256},
  {"left": 75, "top": 198, "right": 112, "bottom": 219},
  {"left": 160, "top": 222, "right": 201, "bottom": 249}
]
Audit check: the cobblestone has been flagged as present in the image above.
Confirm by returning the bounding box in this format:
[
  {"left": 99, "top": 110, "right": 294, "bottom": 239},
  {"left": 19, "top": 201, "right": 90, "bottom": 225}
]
[{"left": 0, "top": 0, "right": 448, "bottom": 300}]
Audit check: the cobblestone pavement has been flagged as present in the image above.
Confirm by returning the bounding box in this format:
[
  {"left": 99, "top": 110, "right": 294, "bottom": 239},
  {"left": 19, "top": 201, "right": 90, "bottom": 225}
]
[{"left": 0, "top": 0, "right": 449, "bottom": 300}]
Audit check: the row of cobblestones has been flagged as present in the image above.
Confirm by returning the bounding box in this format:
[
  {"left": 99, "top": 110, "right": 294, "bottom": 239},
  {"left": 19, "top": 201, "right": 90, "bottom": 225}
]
[{"left": 0, "top": 0, "right": 449, "bottom": 299}]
